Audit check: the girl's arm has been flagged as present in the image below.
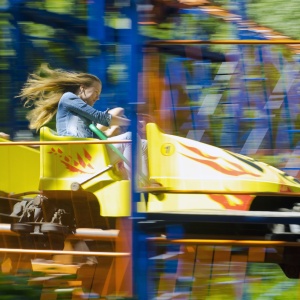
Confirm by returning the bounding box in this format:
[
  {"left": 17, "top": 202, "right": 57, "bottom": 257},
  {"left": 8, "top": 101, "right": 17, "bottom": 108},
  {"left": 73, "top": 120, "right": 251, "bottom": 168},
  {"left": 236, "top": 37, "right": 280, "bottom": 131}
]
[{"left": 96, "top": 107, "right": 130, "bottom": 137}]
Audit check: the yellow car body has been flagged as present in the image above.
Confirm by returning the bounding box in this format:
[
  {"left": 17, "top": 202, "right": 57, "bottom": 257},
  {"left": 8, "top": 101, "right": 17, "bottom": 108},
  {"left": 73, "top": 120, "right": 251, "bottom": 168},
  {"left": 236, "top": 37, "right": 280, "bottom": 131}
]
[
  {"left": 0, "top": 137, "right": 40, "bottom": 195},
  {"left": 1, "top": 123, "right": 300, "bottom": 217},
  {"left": 39, "top": 127, "right": 131, "bottom": 217},
  {"left": 145, "top": 123, "right": 300, "bottom": 212}
]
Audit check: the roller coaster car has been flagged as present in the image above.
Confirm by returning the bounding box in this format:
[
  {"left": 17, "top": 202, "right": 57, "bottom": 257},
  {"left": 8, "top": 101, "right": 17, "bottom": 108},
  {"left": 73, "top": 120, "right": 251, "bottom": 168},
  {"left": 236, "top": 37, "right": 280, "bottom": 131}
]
[
  {"left": 145, "top": 123, "right": 300, "bottom": 213},
  {"left": 1, "top": 123, "right": 300, "bottom": 277}
]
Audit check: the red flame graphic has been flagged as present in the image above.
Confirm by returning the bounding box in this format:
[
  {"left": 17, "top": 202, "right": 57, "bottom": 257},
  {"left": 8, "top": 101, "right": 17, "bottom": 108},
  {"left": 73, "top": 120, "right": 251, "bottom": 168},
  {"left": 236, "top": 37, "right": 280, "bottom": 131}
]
[
  {"left": 179, "top": 142, "right": 260, "bottom": 177},
  {"left": 48, "top": 147, "right": 95, "bottom": 174},
  {"left": 209, "top": 194, "right": 253, "bottom": 210}
]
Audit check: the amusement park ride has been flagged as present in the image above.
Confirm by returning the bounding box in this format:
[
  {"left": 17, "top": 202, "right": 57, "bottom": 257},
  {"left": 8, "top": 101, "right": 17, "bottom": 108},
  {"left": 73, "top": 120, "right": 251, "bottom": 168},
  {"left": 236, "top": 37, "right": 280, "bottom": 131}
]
[
  {"left": 1, "top": 119, "right": 300, "bottom": 282},
  {"left": 2, "top": 0, "right": 300, "bottom": 298}
]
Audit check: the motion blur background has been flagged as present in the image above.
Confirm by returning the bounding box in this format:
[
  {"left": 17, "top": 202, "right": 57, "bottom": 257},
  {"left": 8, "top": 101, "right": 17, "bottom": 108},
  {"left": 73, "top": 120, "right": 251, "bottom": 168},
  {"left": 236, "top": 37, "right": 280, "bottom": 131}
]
[
  {"left": 2, "top": 1, "right": 300, "bottom": 299},
  {"left": 1, "top": 0, "right": 300, "bottom": 175}
]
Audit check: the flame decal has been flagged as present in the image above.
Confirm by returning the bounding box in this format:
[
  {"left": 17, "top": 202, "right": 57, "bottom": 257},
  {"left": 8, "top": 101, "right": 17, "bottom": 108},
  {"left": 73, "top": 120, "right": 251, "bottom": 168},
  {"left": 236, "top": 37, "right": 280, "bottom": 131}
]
[
  {"left": 77, "top": 154, "right": 86, "bottom": 168},
  {"left": 209, "top": 194, "right": 253, "bottom": 210},
  {"left": 84, "top": 149, "right": 92, "bottom": 161},
  {"left": 48, "top": 147, "right": 95, "bottom": 174},
  {"left": 180, "top": 144, "right": 219, "bottom": 159},
  {"left": 179, "top": 142, "right": 260, "bottom": 177},
  {"left": 87, "top": 163, "right": 94, "bottom": 169},
  {"left": 61, "top": 161, "right": 87, "bottom": 173},
  {"left": 279, "top": 185, "right": 292, "bottom": 193}
]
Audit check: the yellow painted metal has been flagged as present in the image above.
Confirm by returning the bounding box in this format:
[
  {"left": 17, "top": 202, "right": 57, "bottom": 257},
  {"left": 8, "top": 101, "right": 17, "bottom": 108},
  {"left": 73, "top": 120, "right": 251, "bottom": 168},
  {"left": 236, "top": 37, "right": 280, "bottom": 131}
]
[
  {"left": 0, "top": 137, "right": 40, "bottom": 195},
  {"left": 39, "top": 127, "right": 131, "bottom": 217},
  {"left": 2, "top": 123, "right": 300, "bottom": 216},
  {"left": 145, "top": 123, "right": 300, "bottom": 212}
]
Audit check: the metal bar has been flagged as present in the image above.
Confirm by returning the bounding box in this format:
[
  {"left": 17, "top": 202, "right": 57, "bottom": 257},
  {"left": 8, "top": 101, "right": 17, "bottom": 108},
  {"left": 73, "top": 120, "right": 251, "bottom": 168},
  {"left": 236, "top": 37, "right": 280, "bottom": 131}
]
[
  {"left": 0, "top": 247, "right": 130, "bottom": 256},
  {"left": 67, "top": 228, "right": 119, "bottom": 240},
  {"left": 144, "top": 209, "right": 300, "bottom": 224},
  {"left": 0, "top": 224, "right": 120, "bottom": 240},
  {"left": 72, "top": 165, "right": 113, "bottom": 189},
  {"left": 0, "top": 213, "right": 19, "bottom": 219},
  {"left": 137, "top": 187, "right": 300, "bottom": 197},
  {"left": 0, "top": 140, "right": 131, "bottom": 146},
  {"left": 148, "top": 237, "right": 300, "bottom": 247},
  {"left": 90, "top": 124, "right": 131, "bottom": 166},
  {"left": 0, "top": 224, "right": 18, "bottom": 235},
  {"left": 0, "top": 191, "right": 40, "bottom": 200},
  {"left": 79, "top": 165, "right": 113, "bottom": 183},
  {"left": 147, "top": 39, "right": 300, "bottom": 46}
]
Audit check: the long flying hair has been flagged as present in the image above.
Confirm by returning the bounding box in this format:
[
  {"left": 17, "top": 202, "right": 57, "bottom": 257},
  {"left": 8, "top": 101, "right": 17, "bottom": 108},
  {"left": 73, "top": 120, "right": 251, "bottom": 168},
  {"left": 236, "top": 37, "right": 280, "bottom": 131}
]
[{"left": 18, "top": 64, "right": 101, "bottom": 131}]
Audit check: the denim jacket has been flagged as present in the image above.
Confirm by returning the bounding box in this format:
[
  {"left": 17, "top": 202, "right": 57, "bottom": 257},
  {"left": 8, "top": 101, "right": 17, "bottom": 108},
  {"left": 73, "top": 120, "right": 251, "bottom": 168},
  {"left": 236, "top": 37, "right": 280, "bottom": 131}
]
[{"left": 56, "top": 92, "right": 111, "bottom": 138}]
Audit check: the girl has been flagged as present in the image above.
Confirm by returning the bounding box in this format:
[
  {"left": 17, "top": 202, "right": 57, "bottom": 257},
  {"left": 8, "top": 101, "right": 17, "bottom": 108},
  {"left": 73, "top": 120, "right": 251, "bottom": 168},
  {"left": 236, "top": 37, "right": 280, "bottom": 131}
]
[{"left": 18, "top": 64, "right": 153, "bottom": 185}]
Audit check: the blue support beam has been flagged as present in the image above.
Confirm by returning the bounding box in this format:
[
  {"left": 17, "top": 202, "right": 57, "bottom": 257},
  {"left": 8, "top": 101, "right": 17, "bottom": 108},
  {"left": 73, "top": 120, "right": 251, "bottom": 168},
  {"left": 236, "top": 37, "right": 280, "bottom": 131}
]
[
  {"left": 123, "top": 1, "right": 149, "bottom": 298},
  {"left": 87, "top": 0, "right": 106, "bottom": 87}
]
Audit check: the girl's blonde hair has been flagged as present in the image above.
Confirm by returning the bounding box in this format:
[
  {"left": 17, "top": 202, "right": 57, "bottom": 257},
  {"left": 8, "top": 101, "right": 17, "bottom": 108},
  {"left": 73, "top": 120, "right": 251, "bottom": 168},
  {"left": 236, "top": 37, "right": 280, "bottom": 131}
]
[{"left": 18, "top": 64, "right": 101, "bottom": 131}]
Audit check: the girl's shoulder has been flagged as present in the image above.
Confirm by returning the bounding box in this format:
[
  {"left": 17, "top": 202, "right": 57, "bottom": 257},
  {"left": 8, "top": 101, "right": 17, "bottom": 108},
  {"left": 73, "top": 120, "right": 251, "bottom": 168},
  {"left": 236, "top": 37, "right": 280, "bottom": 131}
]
[
  {"left": 60, "top": 92, "right": 78, "bottom": 101},
  {"left": 61, "top": 92, "right": 78, "bottom": 98}
]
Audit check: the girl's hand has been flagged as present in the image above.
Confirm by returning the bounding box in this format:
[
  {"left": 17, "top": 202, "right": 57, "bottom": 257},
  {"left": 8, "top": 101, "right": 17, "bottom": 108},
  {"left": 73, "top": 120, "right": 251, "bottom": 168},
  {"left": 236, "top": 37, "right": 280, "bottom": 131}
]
[
  {"left": 104, "top": 126, "right": 122, "bottom": 137},
  {"left": 138, "top": 120, "right": 146, "bottom": 132}
]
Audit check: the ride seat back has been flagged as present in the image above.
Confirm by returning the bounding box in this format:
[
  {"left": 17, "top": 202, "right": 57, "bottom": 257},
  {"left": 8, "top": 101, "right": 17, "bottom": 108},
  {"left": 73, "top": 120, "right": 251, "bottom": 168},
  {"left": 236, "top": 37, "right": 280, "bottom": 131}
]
[
  {"left": 39, "top": 127, "right": 116, "bottom": 191},
  {"left": 0, "top": 137, "right": 40, "bottom": 194},
  {"left": 40, "top": 127, "right": 131, "bottom": 217}
]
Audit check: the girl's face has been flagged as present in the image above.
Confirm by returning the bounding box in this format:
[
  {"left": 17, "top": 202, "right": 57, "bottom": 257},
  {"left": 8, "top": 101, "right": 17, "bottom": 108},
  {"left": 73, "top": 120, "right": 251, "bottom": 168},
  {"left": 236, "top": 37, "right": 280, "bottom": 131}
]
[{"left": 79, "top": 81, "right": 102, "bottom": 106}]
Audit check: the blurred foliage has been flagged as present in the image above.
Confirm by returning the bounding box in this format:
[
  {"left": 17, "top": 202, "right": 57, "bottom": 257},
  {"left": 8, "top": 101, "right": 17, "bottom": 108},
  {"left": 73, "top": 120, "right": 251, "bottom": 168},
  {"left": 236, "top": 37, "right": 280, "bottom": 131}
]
[
  {"left": 247, "top": 0, "right": 300, "bottom": 40},
  {"left": 0, "top": 0, "right": 98, "bottom": 135},
  {"left": 215, "top": 0, "right": 300, "bottom": 40},
  {"left": 139, "top": 8, "right": 235, "bottom": 54}
]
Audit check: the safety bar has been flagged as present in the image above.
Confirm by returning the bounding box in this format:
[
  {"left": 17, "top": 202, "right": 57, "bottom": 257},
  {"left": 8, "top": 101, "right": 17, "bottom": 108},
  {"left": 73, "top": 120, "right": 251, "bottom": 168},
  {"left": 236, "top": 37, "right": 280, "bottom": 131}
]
[
  {"left": 70, "top": 165, "right": 114, "bottom": 191},
  {"left": 0, "top": 248, "right": 130, "bottom": 256},
  {"left": 0, "top": 140, "right": 131, "bottom": 146}
]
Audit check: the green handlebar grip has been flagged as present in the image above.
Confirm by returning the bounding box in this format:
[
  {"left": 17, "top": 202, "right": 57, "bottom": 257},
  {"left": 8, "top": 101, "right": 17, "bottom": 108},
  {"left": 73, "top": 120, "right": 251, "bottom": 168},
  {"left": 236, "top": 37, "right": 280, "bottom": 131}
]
[
  {"left": 89, "top": 124, "right": 131, "bottom": 166},
  {"left": 89, "top": 123, "right": 149, "bottom": 184}
]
